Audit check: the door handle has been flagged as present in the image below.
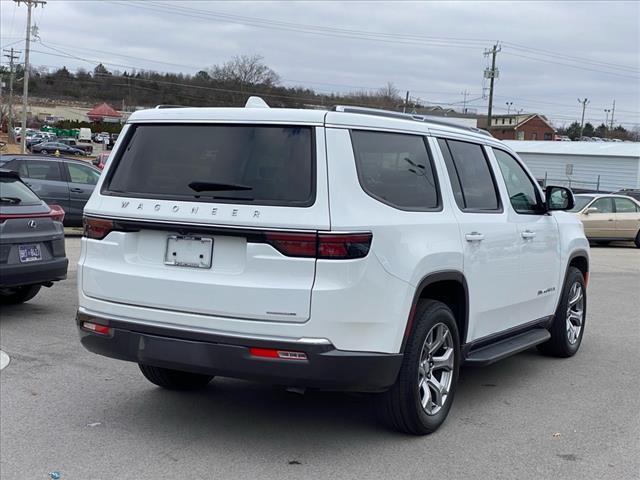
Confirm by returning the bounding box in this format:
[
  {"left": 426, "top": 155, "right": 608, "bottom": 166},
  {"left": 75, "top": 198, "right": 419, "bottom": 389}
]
[
  {"left": 70, "top": 188, "right": 83, "bottom": 193},
  {"left": 521, "top": 230, "right": 536, "bottom": 239},
  {"left": 607, "top": 219, "right": 614, "bottom": 222},
  {"left": 465, "top": 232, "right": 485, "bottom": 242}
]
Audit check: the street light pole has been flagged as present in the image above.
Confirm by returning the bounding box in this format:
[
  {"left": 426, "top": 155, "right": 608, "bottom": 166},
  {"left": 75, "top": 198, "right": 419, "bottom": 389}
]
[
  {"left": 506, "top": 102, "right": 513, "bottom": 114},
  {"left": 604, "top": 109, "right": 611, "bottom": 138},
  {"left": 14, "top": 0, "right": 47, "bottom": 154}
]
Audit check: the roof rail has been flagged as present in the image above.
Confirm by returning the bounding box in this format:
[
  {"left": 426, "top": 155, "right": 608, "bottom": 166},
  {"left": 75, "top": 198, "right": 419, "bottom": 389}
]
[
  {"left": 154, "top": 105, "right": 189, "bottom": 109},
  {"left": 333, "top": 105, "right": 493, "bottom": 137}
]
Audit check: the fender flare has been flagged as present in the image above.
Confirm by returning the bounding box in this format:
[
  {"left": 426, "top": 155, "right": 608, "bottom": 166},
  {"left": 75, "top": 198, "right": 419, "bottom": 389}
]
[{"left": 400, "top": 270, "right": 469, "bottom": 352}]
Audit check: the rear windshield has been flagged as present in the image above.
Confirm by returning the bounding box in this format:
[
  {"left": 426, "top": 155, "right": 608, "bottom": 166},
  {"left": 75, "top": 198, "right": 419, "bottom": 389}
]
[
  {"left": 104, "top": 124, "right": 315, "bottom": 206},
  {"left": 0, "top": 177, "right": 42, "bottom": 206}
]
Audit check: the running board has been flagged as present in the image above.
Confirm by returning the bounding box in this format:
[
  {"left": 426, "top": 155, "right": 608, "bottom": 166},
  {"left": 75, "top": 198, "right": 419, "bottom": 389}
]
[{"left": 464, "top": 328, "right": 551, "bottom": 366}]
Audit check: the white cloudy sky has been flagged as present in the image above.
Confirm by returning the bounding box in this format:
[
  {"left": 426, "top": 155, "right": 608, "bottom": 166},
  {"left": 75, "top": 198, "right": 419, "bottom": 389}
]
[{"left": 1, "top": 0, "right": 639, "bottom": 128}]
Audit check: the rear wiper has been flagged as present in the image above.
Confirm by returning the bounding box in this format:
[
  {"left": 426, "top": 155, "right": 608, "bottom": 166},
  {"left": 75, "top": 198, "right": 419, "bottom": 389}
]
[
  {"left": 188, "top": 181, "right": 253, "bottom": 192},
  {"left": 0, "top": 196, "right": 22, "bottom": 204}
]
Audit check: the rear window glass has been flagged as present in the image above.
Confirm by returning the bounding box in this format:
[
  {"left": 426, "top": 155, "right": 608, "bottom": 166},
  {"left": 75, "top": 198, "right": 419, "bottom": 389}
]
[
  {"left": 351, "top": 130, "right": 440, "bottom": 210},
  {"left": 0, "top": 177, "right": 41, "bottom": 205},
  {"left": 105, "top": 125, "right": 315, "bottom": 206}
]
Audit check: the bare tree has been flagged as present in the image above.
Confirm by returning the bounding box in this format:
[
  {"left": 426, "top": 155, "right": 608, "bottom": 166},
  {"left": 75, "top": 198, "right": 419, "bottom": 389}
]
[{"left": 210, "top": 55, "right": 280, "bottom": 90}]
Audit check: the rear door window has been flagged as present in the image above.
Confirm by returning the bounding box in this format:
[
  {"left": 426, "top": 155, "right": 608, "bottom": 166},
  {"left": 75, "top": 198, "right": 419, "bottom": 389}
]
[
  {"left": 22, "top": 160, "right": 63, "bottom": 181},
  {"left": 614, "top": 197, "right": 639, "bottom": 212},
  {"left": 350, "top": 130, "right": 440, "bottom": 210},
  {"left": 438, "top": 139, "right": 501, "bottom": 212},
  {"left": 105, "top": 124, "right": 315, "bottom": 206},
  {"left": 67, "top": 163, "right": 100, "bottom": 185}
]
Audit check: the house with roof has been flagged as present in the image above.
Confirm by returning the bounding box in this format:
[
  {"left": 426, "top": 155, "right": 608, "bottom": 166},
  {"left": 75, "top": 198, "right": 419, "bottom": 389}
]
[
  {"left": 86, "top": 103, "right": 122, "bottom": 123},
  {"left": 478, "top": 113, "right": 556, "bottom": 141}
]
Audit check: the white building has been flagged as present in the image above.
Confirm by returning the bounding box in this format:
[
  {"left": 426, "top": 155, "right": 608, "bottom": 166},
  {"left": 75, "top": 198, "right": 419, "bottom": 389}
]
[{"left": 504, "top": 141, "right": 640, "bottom": 192}]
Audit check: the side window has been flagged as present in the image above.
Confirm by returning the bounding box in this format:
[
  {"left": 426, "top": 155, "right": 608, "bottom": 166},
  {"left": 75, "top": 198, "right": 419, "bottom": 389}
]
[
  {"left": 493, "top": 149, "right": 541, "bottom": 214},
  {"left": 614, "top": 198, "right": 639, "bottom": 213},
  {"left": 438, "top": 139, "right": 500, "bottom": 211},
  {"left": 591, "top": 197, "right": 613, "bottom": 213},
  {"left": 23, "top": 160, "right": 63, "bottom": 181},
  {"left": 67, "top": 163, "right": 100, "bottom": 185},
  {"left": 351, "top": 130, "right": 440, "bottom": 210},
  {"left": 2, "top": 160, "right": 28, "bottom": 178}
]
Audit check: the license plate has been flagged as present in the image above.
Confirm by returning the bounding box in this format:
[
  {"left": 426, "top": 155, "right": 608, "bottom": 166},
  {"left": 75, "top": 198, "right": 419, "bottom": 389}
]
[
  {"left": 19, "top": 244, "right": 42, "bottom": 263},
  {"left": 164, "top": 236, "right": 213, "bottom": 268}
]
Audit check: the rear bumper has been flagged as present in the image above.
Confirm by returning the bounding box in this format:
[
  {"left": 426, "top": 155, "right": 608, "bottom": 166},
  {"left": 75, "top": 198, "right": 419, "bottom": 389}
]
[
  {"left": 0, "top": 257, "right": 68, "bottom": 287},
  {"left": 76, "top": 309, "right": 403, "bottom": 392}
]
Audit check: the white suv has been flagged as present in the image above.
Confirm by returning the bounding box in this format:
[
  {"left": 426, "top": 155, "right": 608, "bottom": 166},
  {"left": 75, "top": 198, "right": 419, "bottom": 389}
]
[{"left": 77, "top": 101, "right": 589, "bottom": 434}]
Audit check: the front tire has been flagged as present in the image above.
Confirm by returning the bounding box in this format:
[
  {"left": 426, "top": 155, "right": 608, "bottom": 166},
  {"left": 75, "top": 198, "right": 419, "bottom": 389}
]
[
  {"left": 138, "top": 364, "right": 213, "bottom": 390},
  {"left": 0, "top": 285, "right": 42, "bottom": 305},
  {"left": 538, "top": 267, "right": 586, "bottom": 357},
  {"left": 377, "top": 300, "right": 460, "bottom": 435},
  {"left": 634, "top": 230, "right": 640, "bottom": 248}
]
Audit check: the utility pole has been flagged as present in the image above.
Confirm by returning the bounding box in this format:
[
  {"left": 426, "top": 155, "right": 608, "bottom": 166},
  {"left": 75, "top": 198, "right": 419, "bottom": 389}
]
[
  {"left": 577, "top": 98, "right": 589, "bottom": 138},
  {"left": 609, "top": 99, "right": 616, "bottom": 131},
  {"left": 604, "top": 109, "right": 611, "bottom": 137},
  {"left": 403, "top": 91, "right": 410, "bottom": 113},
  {"left": 2, "top": 48, "right": 20, "bottom": 142},
  {"left": 460, "top": 90, "right": 470, "bottom": 113},
  {"left": 14, "top": 0, "right": 47, "bottom": 153},
  {"left": 484, "top": 43, "right": 501, "bottom": 130}
]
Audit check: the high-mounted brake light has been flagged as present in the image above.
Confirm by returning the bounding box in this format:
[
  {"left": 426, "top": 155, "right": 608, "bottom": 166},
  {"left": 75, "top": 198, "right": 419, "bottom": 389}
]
[{"left": 83, "top": 216, "right": 115, "bottom": 240}]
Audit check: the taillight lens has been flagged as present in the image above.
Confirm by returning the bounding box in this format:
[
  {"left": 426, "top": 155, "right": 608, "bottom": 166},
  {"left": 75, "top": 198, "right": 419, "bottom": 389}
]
[
  {"left": 265, "top": 231, "right": 372, "bottom": 259},
  {"left": 83, "top": 216, "right": 115, "bottom": 240},
  {"left": 265, "top": 232, "right": 317, "bottom": 257},
  {"left": 48, "top": 204, "right": 65, "bottom": 223},
  {"left": 318, "top": 233, "right": 372, "bottom": 259}
]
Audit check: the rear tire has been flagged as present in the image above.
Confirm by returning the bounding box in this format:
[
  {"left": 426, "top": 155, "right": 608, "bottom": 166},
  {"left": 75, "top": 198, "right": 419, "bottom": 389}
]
[
  {"left": 0, "top": 285, "right": 41, "bottom": 305},
  {"left": 538, "top": 267, "right": 586, "bottom": 357},
  {"left": 377, "top": 299, "right": 460, "bottom": 435},
  {"left": 138, "top": 364, "right": 213, "bottom": 390},
  {"left": 634, "top": 231, "right": 640, "bottom": 248},
  {"left": 41, "top": 149, "right": 48, "bottom": 154}
]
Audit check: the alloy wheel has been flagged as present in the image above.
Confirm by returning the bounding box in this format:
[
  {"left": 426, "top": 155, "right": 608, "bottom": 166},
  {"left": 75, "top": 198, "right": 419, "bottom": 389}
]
[
  {"left": 566, "top": 282, "right": 584, "bottom": 345},
  {"left": 418, "top": 322, "right": 455, "bottom": 415}
]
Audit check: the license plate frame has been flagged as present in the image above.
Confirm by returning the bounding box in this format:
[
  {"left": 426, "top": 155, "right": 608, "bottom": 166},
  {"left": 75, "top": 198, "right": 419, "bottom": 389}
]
[
  {"left": 19, "top": 244, "right": 42, "bottom": 263},
  {"left": 164, "top": 235, "right": 213, "bottom": 269}
]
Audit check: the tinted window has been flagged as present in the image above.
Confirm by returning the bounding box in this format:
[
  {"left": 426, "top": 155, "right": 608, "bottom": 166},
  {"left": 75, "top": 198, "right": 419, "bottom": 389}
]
[
  {"left": 106, "top": 125, "right": 314, "bottom": 206},
  {"left": 591, "top": 197, "right": 613, "bottom": 213},
  {"left": 439, "top": 139, "right": 500, "bottom": 211},
  {"left": 351, "top": 130, "right": 439, "bottom": 210},
  {"left": 68, "top": 163, "right": 100, "bottom": 185},
  {"left": 493, "top": 149, "right": 540, "bottom": 214},
  {"left": 0, "top": 177, "right": 41, "bottom": 205},
  {"left": 23, "top": 160, "right": 63, "bottom": 181},
  {"left": 570, "top": 196, "right": 594, "bottom": 212},
  {"left": 614, "top": 197, "right": 638, "bottom": 213},
  {"left": 437, "top": 139, "right": 465, "bottom": 209}
]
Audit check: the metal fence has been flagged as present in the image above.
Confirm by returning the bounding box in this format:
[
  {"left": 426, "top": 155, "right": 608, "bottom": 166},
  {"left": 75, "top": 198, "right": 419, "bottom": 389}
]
[{"left": 538, "top": 173, "right": 603, "bottom": 193}]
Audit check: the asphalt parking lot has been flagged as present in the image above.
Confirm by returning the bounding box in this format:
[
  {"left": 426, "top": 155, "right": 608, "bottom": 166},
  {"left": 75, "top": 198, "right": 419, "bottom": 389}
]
[{"left": 1, "top": 239, "right": 638, "bottom": 480}]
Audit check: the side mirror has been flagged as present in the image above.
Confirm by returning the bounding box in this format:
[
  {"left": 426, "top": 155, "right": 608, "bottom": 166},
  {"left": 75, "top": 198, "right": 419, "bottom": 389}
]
[
  {"left": 584, "top": 207, "right": 598, "bottom": 215},
  {"left": 545, "top": 185, "right": 575, "bottom": 211}
]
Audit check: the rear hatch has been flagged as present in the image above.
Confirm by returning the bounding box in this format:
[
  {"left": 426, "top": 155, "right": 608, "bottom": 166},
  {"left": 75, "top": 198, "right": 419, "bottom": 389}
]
[{"left": 82, "top": 122, "right": 329, "bottom": 322}]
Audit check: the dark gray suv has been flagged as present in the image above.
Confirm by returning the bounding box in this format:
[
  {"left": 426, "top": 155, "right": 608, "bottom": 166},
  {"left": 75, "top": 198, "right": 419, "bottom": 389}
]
[
  {"left": 0, "top": 169, "right": 68, "bottom": 304},
  {"left": 0, "top": 155, "right": 101, "bottom": 227}
]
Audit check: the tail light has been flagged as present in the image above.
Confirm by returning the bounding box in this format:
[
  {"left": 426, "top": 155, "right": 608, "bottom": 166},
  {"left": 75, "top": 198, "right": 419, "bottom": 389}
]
[
  {"left": 0, "top": 205, "right": 66, "bottom": 223},
  {"left": 48, "top": 204, "right": 65, "bottom": 223},
  {"left": 83, "top": 216, "right": 115, "bottom": 240},
  {"left": 265, "top": 232, "right": 372, "bottom": 259}
]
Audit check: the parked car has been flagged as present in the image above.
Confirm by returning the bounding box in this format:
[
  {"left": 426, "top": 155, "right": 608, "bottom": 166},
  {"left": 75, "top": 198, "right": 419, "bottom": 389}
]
[
  {"left": 76, "top": 101, "right": 590, "bottom": 435},
  {"left": 92, "top": 152, "right": 110, "bottom": 170},
  {"left": 0, "top": 169, "right": 68, "bottom": 304},
  {"left": 92, "top": 132, "right": 110, "bottom": 143},
  {"left": 613, "top": 188, "right": 640, "bottom": 202},
  {"left": 570, "top": 193, "right": 640, "bottom": 247},
  {"left": 58, "top": 138, "right": 94, "bottom": 154},
  {"left": 31, "top": 142, "right": 87, "bottom": 156},
  {"left": 106, "top": 133, "right": 119, "bottom": 150},
  {"left": 0, "top": 154, "right": 101, "bottom": 227},
  {"left": 579, "top": 136, "right": 593, "bottom": 141},
  {"left": 26, "top": 134, "right": 48, "bottom": 149},
  {"left": 78, "top": 128, "right": 92, "bottom": 142}
]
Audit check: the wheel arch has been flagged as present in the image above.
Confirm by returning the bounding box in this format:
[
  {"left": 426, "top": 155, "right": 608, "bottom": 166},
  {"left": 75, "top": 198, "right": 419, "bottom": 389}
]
[{"left": 401, "top": 271, "right": 468, "bottom": 352}]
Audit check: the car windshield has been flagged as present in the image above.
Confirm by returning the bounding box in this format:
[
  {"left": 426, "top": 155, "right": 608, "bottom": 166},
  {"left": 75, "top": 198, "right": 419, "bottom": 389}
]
[{"left": 570, "top": 195, "right": 594, "bottom": 212}]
